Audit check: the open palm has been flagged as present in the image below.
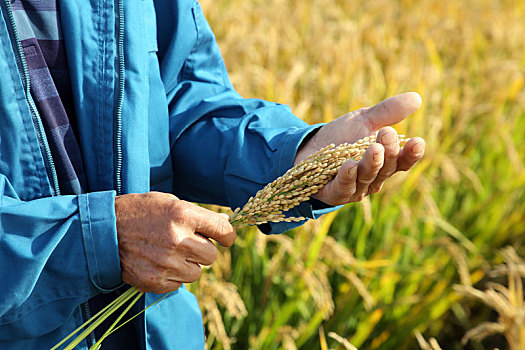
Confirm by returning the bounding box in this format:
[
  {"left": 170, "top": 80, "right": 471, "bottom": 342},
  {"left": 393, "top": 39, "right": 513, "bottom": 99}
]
[{"left": 294, "top": 92, "right": 425, "bottom": 206}]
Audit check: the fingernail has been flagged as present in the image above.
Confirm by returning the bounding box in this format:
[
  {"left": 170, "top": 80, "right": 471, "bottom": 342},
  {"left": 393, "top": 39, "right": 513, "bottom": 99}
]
[
  {"left": 381, "top": 131, "right": 396, "bottom": 145},
  {"left": 412, "top": 141, "right": 425, "bottom": 155},
  {"left": 373, "top": 152, "right": 383, "bottom": 162}
]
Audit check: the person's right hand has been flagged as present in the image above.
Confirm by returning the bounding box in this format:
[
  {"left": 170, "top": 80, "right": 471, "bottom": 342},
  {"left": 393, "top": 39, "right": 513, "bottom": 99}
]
[{"left": 115, "top": 192, "right": 236, "bottom": 294}]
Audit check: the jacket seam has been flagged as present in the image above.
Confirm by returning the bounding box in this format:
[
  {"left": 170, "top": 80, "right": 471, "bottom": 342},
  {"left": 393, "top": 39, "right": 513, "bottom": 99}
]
[
  {"left": 85, "top": 194, "right": 103, "bottom": 287},
  {"left": 180, "top": 1, "right": 201, "bottom": 83},
  {"left": 0, "top": 23, "right": 43, "bottom": 199},
  {"left": 96, "top": 0, "right": 106, "bottom": 187}
]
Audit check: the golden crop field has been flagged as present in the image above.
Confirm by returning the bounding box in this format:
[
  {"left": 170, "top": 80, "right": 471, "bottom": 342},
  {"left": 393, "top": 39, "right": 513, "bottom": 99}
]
[{"left": 188, "top": 0, "right": 525, "bottom": 349}]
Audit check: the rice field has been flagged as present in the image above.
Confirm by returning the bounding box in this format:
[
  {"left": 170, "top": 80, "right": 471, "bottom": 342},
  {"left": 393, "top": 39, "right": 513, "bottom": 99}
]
[{"left": 187, "top": 0, "right": 525, "bottom": 349}]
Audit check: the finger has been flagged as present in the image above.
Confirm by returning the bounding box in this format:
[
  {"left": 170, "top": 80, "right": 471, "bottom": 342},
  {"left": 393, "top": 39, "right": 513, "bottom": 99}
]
[
  {"left": 185, "top": 204, "right": 237, "bottom": 247},
  {"left": 316, "top": 160, "right": 358, "bottom": 205},
  {"left": 184, "top": 234, "right": 218, "bottom": 266},
  {"left": 354, "top": 143, "right": 384, "bottom": 199},
  {"left": 369, "top": 127, "right": 400, "bottom": 193},
  {"left": 167, "top": 261, "right": 202, "bottom": 284},
  {"left": 147, "top": 281, "right": 182, "bottom": 295},
  {"left": 364, "top": 92, "right": 422, "bottom": 130},
  {"left": 397, "top": 137, "right": 425, "bottom": 171},
  {"left": 128, "top": 266, "right": 183, "bottom": 294}
]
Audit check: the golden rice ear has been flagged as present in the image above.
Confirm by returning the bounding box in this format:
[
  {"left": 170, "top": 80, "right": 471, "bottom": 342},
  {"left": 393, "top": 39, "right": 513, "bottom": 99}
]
[
  {"left": 229, "top": 135, "right": 409, "bottom": 227},
  {"left": 453, "top": 246, "right": 525, "bottom": 349}
]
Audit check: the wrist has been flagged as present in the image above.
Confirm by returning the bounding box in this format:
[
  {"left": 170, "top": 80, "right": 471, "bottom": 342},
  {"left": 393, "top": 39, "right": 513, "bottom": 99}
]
[{"left": 293, "top": 126, "right": 322, "bottom": 166}]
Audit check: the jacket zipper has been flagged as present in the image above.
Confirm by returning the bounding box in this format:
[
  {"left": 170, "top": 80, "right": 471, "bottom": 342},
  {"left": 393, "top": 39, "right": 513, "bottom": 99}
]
[
  {"left": 82, "top": 301, "right": 97, "bottom": 348},
  {"left": 4, "top": 0, "right": 126, "bottom": 346},
  {"left": 79, "top": 1, "right": 127, "bottom": 347},
  {"left": 2, "top": 0, "right": 61, "bottom": 196},
  {"left": 114, "top": 0, "right": 125, "bottom": 196},
  {"left": 2, "top": 0, "right": 127, "bottom": 347}
]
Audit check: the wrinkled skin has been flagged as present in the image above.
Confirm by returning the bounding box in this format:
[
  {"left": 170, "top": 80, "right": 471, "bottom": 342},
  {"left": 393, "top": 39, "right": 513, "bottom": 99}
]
[
  {"left": 115, "top": 192, "right": 235, "bottom": 294},
  {"left": 116, "top": 92, "right": 425, "bottom": 294}
]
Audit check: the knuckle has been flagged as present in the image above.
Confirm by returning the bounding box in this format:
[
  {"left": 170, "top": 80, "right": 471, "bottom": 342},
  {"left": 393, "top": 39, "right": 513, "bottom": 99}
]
[
  {"left": 371, "top": 162, "right": 383, "bottom": 172},
  {"left": 373, "top": 171, "right": 391, "bottom": 185},
  {"left": 204, "top": 245, "right": 218, "bottom": 266},
  {"left": 213, "top": 217, "right": 236, "bottom": 246},
  {"left": 161, "top": 254, "right": 183, "bottom": 272},
  {"left": 214, "top": 217, "right": 228, "bottom": 235},
  {"left": 178, "top": 206, "right": 193, "bottom": 221},
  {"left": 340, "top": 165, "right": 357, "bottom": 183},
  {"left": 379, "top": 100, "right": 395, "bottom": 119},
  {"left": 382, "top": 168, "right": 396, "bottom": 178},
  {"left": 223, "top": 228, "right": 237, "bottom": 247},
  {"left": 166, "top": 235, "right": 179, "bottom": 251},
  {"left": 169, "top": 201, "right": 192, "bottom": 220},
  {"left": 167, "top": 199, "right": 180, "bottom": 213},
  {"left": 155, "top": 254, "right": 173, "bottom": 269},
  {"left": 362, "top": 161, "right": 382, "bottom": 175},
  {"left": 384, "top": 143, "right": 400, "bottom": 155},
  {"left": 188, "top": 265, "right": 202, "bottom": 282},
  {"left": 410, "top": 152, "right": 424, "bottom": 162},
  {"left": 359, "top": 108, "right": 374, "bottom": 127},
  {"left": 168, "top": 203, "right": 183, "bottom": 220},
  {"left": 357, "top": 177, "right": 374, "bottom": 185},
  {"left": 370, "top": 159, "right": 384, "bottom": 170},
  {"left": 343, "top": 172, "right": 357, "bottom": 183},
  {"left": 166, "top": 228, "right": 185, "bottom": 251}
]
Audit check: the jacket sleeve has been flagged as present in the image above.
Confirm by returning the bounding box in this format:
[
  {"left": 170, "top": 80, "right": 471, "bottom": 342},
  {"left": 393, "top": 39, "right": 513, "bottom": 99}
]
[
  {"left": 0, "top": 174, "right": 121, "bottom": 337},
  {"left": 157, "top": 0, "right": 338, "bottom": 234}
]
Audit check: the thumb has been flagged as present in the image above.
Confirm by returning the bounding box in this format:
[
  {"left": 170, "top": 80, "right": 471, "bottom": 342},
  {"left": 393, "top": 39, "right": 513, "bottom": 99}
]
[{"left": 365, "top": 92, "right": 422, "bottom": 130}]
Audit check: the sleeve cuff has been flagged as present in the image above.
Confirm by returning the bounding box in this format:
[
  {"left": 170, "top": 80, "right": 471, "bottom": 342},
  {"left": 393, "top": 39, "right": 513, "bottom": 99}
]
[
  {"left": 261, "top": 124, "right": 343, "bottom": 234},
  {"left": 271, "top": 123, "right": 324, "bottom": 181},
  {"left": 78, "top": 190, "right": 122, "bottom": 292},
  {"left": 259, "top": 201, "right": 342, "bottom": 234}
]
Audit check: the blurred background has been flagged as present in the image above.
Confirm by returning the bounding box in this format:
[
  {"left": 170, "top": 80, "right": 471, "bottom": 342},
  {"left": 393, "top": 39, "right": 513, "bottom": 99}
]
[{"left": 187, "top": 0, "right": 525, "bottom": 349}]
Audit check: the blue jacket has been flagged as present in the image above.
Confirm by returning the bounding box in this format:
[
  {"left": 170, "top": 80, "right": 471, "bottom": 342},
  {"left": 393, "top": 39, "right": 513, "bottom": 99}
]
[{"left": 0, "top": 0, "right": 333, "bottom": 348}]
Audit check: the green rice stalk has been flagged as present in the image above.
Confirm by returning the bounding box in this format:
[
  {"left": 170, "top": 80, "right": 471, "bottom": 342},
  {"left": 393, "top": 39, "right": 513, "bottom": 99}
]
[{"left": 55, "top": 135, "right": 409, "bottom": 349}]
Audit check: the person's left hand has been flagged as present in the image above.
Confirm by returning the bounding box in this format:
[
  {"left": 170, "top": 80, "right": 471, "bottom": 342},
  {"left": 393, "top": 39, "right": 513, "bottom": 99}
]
[{"left": 294, "top": 92, "right": 425, "bottom": 206}]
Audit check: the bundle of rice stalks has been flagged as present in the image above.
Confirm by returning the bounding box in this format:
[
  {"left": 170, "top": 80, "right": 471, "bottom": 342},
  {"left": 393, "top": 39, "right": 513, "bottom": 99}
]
[
  {"left": 230, "top": 135, "right": 408, "bottom": 226},
  {"left": 454, "top": 246, "right": 525, "bottom": 350},
  {"left": 194, "top": 274, "right": 247, "bottom": 350},
  {"left": 54, "top": 135, "right": 410, "bottom": 350}
]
